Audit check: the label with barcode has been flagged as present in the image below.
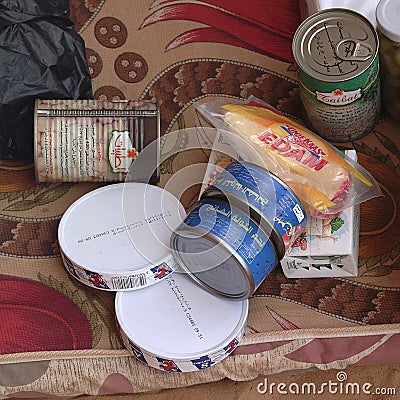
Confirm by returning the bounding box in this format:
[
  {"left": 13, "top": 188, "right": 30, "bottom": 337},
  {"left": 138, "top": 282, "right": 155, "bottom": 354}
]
[
  {"left": 111, "top": 274, "right": 147, "bottom": 290},
  {"left": 293, "top": 203, "right": 305, "bottom": 223}
]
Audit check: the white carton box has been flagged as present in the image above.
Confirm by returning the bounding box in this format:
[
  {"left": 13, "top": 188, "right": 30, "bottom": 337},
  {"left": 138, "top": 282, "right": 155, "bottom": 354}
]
[
  {"left": 200, "top": 131, "right": 359, "bottom": 278},
  {"left": 280, "top": 202, "right": 359, "bottom": 278}
]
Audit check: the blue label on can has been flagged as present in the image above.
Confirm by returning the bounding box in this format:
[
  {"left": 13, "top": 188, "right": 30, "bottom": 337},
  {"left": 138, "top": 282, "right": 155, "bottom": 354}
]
[
  {"left": 191, "top": 355, "right": 215, "bottom": 370},
  {"left": 182, "top": 199, "right": 278, "bottom": 294},
  {"left": 156, "top": 358, "right": 182, "bottom": 372},
  {"left": 128, "top": 339, "right": 148, "bottom": 365},
  {"left": 208, "top": 162, "right": 306, "bottom": 251}
]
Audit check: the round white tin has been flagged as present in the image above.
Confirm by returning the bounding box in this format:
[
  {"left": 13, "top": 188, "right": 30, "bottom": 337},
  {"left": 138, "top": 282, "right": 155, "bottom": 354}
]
[
  {"left": 115, "top": 272, "right": 248, "bottom": 372},
  {"left": 58, "top": 183, "right": 186, "bottom": 291}
]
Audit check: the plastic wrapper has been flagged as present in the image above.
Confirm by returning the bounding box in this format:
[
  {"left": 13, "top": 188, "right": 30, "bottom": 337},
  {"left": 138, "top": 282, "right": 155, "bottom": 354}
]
[
  {"left": 0, "top": 0, "right": 93, "bottom": 160},
  {"left": 195, "top": 96, "right": 382, "bottom": 218}
]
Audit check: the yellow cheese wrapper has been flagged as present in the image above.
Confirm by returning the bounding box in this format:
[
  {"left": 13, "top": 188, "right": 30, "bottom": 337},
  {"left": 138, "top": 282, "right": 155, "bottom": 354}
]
[{"left": 219, "top": 104, "right": 374, "bottom": 214}]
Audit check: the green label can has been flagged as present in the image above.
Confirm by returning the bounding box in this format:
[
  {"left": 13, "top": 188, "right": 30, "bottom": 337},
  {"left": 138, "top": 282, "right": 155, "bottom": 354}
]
[{"left": 292, "top": 8, "right": 381, "bottom": 142}]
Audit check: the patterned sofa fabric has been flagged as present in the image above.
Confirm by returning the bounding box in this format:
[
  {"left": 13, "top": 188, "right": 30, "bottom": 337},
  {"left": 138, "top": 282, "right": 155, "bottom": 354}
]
[{"left": 1, "top": 0, "right": 400, "bottom": 397}]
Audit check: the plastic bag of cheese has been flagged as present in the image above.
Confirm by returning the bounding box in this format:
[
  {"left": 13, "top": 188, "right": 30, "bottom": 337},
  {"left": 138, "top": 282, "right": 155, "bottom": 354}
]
[{"left": 195, "top": 96, "right": 381, "bottom": 218}]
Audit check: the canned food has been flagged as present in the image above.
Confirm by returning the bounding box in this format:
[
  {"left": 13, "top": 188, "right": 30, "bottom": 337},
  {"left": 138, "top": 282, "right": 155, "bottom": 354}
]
[
  {"left": 170, "top": 198, "right": 279, "bottom": 300},
  {"left": 58, "top": 183, "right": 186, "bottom": 291},
  {"left": 292, "top": 8, "right": 381, "bottom": 142},
  {"left": 376, "top": 0, "right": 400, "bottom": 118},
  {"left": 201, "top": 161, "right": 306, "bottom": 253},
  {"left": 34, "top": 99, "right": 160, "bottom": 183},
  {"left": 116, "top": 272, "right": 248, "bottom": 372}
]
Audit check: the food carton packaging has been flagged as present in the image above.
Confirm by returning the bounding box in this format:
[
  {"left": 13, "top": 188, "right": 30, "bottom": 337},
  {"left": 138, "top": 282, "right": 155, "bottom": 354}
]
[{"left": 200, "top": 131, "right": 359, "bottom": 278}]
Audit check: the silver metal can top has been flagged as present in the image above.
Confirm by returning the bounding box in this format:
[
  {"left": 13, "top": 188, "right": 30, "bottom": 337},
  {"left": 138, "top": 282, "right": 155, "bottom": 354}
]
[
  {"left": 376, "top": 0, "right": 400, "bottom": 43},
  {"left": 293, "top": 8, "right": 378, "bottom": 82}
]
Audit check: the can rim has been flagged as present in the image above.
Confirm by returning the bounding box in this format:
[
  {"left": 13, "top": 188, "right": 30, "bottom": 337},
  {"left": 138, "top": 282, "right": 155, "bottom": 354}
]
[
  {"left": 58, "top": 182, "right": 185, "bottom": 281},
  {"left": 171, "top": 197, "right": 280, "bottom": 300},
  {"left": 170, "top": 225, "right": 254, "bottom": 300},
  {"left": 292, "top": 8, "right": 378, "bottom": 82},
  {"left": 376, "top": 0, "right": 400, "bottom": 43},
  {"left": 118, "top": 324, "right": 246, "bottom": 364},
  {"left": 115, "top": 273, "right": 249, "bottom": 362},
  {"left": 60, "top": 247, "right": 177, "bottom": 291}
]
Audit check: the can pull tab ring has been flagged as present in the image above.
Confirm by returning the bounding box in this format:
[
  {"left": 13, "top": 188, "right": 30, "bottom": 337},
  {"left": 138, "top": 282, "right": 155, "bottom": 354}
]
[{"left": 336, "top": 39, "right": 373, "bottom": 62}]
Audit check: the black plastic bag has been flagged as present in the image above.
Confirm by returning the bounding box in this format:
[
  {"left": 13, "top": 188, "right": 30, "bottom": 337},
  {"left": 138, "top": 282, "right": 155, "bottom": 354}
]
[{"left": 0, "top": 0, "right": 93, "bottom": 160}]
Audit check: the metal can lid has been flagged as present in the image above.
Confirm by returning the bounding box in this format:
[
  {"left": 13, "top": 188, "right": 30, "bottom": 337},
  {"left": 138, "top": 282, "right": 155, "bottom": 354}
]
[
  {"left": 293, "top": 8, "right": 378, "bottom": 82},
  {"left": 171, "top": 198, "right": 279, "bottom": 300},
  {"left": 58, "top": 183, "right": 186, "bottom": 288},
  {"left": 171, "top": 225, "right": 253, "bottom": 299},
  {"left": 115, "top": 272, "right": 248, "bottom": 371},
  {"left": 376, "top": 0, "right": 400, "bottom": 43}
]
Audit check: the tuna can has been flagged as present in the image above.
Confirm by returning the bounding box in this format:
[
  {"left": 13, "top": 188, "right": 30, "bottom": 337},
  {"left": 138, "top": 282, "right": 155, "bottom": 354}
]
[
  {"left": 58, "top": 183, "right": 186, "bottom": 291},
  {"left": 201, "top": 161, "right": 307, "bottom": 253},
  {"left": 115, "top": 272, "right": 248, "bottom": 372},
  {"left": 292, "top": 8, "right": 381, "bottom": 142},
  {"left": 34, "top": 99, "right": 160, "bottom": 183},
  {"left": 170, "top": 198, "right": 279, "bottom": 300}
]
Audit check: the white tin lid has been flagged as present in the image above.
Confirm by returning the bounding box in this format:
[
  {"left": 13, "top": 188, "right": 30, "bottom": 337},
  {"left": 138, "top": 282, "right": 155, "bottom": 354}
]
[
  {"left": 115, "top": 272, "right": 248, "bottom": 372},
  {"left": 377, "top": 0, "right": 400, "bottom": 43},
  {"left": 58, "top": 183, "right": 186, "bottom": 291}
]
